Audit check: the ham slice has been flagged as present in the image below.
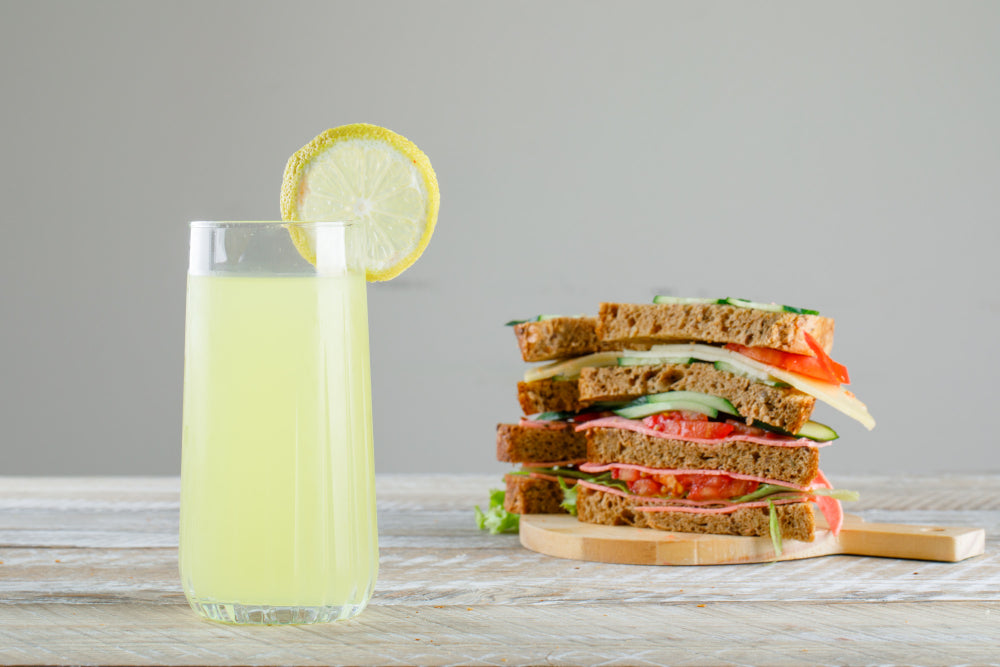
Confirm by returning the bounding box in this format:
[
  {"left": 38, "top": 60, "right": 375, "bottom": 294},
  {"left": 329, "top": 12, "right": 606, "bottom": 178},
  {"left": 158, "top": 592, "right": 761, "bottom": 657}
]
[
  {"left": 579, "top": 461, "right": 813, "bottom": 491},
  {"left": 575, "top": 416, "right": 829, "bottom": 448},
  {"left": 528, "top": 472, "right": 578, "bottom": 485},
  {"left": 811, "top": 469, "right": 844, "bottom": 536}
]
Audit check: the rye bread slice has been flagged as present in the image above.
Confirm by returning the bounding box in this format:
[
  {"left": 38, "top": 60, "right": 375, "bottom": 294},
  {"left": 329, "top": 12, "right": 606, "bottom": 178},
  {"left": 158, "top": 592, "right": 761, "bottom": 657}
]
[
  {"left": 585, "top": 427, "right": 819, "bottom": 487},
  {"left": 517, "top": 378, "right": 585, "bottom": 415},
  {"left": 578, "top": 363, "right": 815, "bottom": 433},
  {"left": 513, "top": 316, "right": 601, "bottom": 362},
  {"left": 597, "top": 302, "right": 834, "bottom": 355},
  {"left": 497, "top": 423, "right": 587, "bottom": 463},
  {"left": 576, "top": 485, "right": 815, "bottom": 541},
  {"left": 503, "top": 473, "right": 568, "bottom": 514}
]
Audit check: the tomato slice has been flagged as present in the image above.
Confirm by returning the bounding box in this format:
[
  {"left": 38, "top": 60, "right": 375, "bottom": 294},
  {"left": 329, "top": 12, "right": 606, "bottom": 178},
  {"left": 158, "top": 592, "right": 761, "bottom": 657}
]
[
  {"left": 674, "top": 473, "right": 760, "bottom": 501},
  {"left": 803, "top": 332, "right": 850, "bottom": 385},
  {"left": 642, "top": 414, "right": 734, "bottom": 439},
  {"left": 725, "top": 340, "right": 850, "bottom": 385}
]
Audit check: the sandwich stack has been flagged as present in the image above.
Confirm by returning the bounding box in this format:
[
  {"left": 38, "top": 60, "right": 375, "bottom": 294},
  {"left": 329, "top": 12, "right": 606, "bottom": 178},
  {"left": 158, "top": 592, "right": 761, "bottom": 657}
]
[{"left": 493, "top": 297, "right": 874, "bottom": 547}]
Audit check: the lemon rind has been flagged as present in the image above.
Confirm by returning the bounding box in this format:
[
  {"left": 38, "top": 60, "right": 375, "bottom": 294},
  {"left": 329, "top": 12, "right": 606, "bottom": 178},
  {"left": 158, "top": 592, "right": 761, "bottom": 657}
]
[{"left": 280, "top": 123, "right": 439, "bottom": 282}]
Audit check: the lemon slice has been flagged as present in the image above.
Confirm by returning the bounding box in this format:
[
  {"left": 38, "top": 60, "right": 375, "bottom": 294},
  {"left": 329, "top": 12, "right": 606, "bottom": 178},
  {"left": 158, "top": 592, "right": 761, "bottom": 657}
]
[{"left": 280, "top": 124, "right": 439, "bottom": 281}]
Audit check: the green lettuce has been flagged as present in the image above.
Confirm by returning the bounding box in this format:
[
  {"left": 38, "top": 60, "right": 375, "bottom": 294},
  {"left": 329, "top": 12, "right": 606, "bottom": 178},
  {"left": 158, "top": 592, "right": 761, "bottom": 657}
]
[{"left": 475, "top": 488, "right": 519, "bottom": 534}]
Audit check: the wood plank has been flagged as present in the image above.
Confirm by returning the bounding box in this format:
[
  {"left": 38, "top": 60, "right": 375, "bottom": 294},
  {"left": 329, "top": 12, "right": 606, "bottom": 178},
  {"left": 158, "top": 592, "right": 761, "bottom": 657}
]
[
  {"left": 0, "top": 475, "right": 997, "bottom": 666},
  {"left": 0, "top": 601, "right": 997, "bottom": 666}
]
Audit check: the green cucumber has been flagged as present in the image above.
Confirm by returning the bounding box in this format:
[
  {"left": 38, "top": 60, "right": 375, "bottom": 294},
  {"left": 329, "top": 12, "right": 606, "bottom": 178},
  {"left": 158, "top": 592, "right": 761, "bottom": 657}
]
[
  {"left": 652, "top": 295, "right": 819, "bottom": 315},
  {"left": 617, "top": 356, "right": 693, "bottom": 367},
  {"left": 652, "top": 296, "right": 722, "bottom": 306},
  {"left": 530, "top": 411, "right": 574, "bottom": 421},
  {"left": 751, "top": 418, "right": 839, "bottom": 442},
  {"left": 713, "top": 360, "right": 790, "bottom": 388},
  {"left": 722, "top": 297, "right": 819, "bottom": 316},
  {"left": 793, "top": 421, "right": 839, "bottom": 442},
  {"left": 614, "top": 400, "right": 719, "bottom": 420},
  {"left": 630, "top": 390, "right": 740, "bottom": 416}
]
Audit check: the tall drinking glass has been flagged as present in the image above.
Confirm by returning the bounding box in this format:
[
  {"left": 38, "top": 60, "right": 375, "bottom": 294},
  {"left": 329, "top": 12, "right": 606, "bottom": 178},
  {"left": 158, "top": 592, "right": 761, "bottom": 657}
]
[{"left": 180, "top": 221, "right": 377, "bottom": 624}]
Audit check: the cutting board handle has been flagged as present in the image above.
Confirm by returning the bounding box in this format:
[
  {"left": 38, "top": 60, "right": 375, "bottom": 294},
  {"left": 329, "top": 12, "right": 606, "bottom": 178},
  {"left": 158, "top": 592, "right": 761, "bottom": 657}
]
[{"left": 837, "top": 517, "right": 985, "bottom": 562}]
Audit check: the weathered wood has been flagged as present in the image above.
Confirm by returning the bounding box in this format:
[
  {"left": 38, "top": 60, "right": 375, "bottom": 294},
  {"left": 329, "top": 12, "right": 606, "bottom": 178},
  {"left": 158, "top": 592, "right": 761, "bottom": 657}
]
[{"left": 0, "top": 475, "right": 997, "bottom": 666}]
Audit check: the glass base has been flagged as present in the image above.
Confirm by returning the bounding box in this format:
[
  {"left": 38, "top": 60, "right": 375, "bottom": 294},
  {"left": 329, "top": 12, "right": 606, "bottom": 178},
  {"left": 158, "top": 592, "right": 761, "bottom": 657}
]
[{"left": 188, "top": 599, "right": 369, "bottom": 625}]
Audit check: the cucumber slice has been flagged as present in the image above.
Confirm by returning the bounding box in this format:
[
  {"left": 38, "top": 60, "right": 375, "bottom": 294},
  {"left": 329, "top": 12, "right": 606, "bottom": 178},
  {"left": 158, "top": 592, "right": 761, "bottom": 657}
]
[
  {"left": 530, "top": 411, "right": 573, "bottom": 421},
  {"left": 614, "top": 400, "right": 719, "bottom": 420},
  {"left": 722, "top": 297, "right": 819, "bottom": 316},
  {"left": 652, "top": 296, "right": 722, "bottom": 306},
  {"left": 751, "top": 418, "right": 839, "bottom": 442},
  {"left": 617, "top": 356, "right": 693, "bottom": 367},
  {"left": 713, "top": 360, "right": 790, "bottom": 388},
  {"left": 634, "top": 390, "right": 740, "bottom": 416},
  {"left": 794, "top": 421, "right": 839, "bottom": 442}
]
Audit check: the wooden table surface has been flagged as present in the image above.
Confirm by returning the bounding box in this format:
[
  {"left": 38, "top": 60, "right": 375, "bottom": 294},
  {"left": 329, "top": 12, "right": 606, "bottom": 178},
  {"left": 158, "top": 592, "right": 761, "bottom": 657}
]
[{"left": 0, "top": 474, "right": 997, "bottom": 666}]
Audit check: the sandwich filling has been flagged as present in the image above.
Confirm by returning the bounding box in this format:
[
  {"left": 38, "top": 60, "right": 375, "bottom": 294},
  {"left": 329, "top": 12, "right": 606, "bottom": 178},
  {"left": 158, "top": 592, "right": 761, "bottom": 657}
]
[
  {"left": 524, "top": 343, "right": 874, "bottom": 430},
  {"left": 515, "top": 464, "right": 852, "bottom": 538}
]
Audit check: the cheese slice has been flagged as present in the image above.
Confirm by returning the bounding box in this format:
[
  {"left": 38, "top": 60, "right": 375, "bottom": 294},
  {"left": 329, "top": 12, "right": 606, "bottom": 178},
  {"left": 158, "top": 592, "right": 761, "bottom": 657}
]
[{"left": 524, "top": 343, "right": 875, "bottom": 430}]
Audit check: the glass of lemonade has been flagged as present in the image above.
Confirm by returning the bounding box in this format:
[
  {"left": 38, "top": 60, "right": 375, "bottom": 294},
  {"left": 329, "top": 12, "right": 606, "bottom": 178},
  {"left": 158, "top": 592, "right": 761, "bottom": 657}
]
[{"left": 179, "top": 220, "right": 377, "bottom": 624}]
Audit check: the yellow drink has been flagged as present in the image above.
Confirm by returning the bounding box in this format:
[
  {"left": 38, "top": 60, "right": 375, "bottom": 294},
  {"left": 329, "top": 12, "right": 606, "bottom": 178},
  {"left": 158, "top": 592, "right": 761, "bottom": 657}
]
[{"left": 180, "top": 266, "right": 377, "bottom": 624}]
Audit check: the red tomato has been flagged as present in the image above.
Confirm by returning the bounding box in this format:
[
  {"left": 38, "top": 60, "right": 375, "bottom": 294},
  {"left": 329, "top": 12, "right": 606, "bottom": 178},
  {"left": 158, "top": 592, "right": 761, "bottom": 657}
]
[
  {"left": 725, "top": 341, "right": 850, "bottom": 385},
  {"left": 642, "top": 414, "right": 735, "bottom": 439},
  {"left": 629, "top": 477, "right": 662, "bottom": 497},
  {"left": 571, "top": 411, "right": 607, "bottom": 423},
  {"left": 613, "top": 467, "right": 641, "bottom": 483},
  {"left": 675, "top": 473, "right": 760, "bottom": 501}
]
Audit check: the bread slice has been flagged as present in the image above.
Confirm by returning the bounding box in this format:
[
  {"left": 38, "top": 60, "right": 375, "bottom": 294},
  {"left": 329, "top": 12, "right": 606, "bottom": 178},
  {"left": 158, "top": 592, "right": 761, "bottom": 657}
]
[
  {"left": 597, "top": 302, "right": 834, "bottom": 355},
  {"left": 497, "top": 423, "right": 587, "bottom": 463},
  {"left": 503, "top": 473, "right": 568, "bottom": 514},
  {"left": 578, "top": 363, "right": 815, "bottom": 433},
  {"left": 576, "top": 486, "right": 815, "bottom": 541},
  {"left": 586, "top": 427, "right": 819, "bottom": 486},
  {"left": 513, "top": 316, "right": 601, "bottom": 362},
  {"left": 517, "top": 378, "right": 585, "bottom": 415}
]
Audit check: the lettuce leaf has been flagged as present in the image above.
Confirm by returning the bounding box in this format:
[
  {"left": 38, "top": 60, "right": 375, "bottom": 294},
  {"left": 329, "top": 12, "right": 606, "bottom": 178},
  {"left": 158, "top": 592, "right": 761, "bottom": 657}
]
[
  {"left": 475, "top": 488, "right": 520, "bottom": 534},
  {"left": 767, "top": 499, "right": 783, "bottom": 557},
  {"left": 558, "top": 477, "right": 578, "bottom": 516}
]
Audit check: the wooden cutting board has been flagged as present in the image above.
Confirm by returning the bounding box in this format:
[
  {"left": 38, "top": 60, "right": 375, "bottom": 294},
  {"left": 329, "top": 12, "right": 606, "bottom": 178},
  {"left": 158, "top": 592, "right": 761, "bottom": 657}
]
[{"left": 519, "top": 513, "right": 985, "bottom": 565}]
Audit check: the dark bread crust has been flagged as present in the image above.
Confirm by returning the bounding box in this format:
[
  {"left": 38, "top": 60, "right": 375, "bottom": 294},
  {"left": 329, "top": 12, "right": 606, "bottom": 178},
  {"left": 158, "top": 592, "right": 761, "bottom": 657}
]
[
  {"left": 586, "top": 427, "right": 819, "bottom": 487},
  {"left": 597, "top": 302, "right": 834, "bottom": 355},
  {"left": 576, "top": 486, "right": 815, "bottom": 541},
  {"left": 496, "top": 423, "right": 587, "bottom": 463},
  {"left": 513, "top": 317, "right": 601, "bottom": 362},
  {"left": 503, "top": 473, "right": 568, "bottom": 514},
  {"left": 517, "top": 379, "right": 585, "bottom": 415},
  {"left": 578, "top": 363, "right": 815, "bottom": 433}
]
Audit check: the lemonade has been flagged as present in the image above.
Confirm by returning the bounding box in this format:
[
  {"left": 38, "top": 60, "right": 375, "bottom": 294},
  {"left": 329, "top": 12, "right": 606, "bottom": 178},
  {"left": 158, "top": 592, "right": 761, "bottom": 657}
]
[
  {"left": 180, "top": 264, "right": 377, "bottom": 622},
  {"left": 180, "top": 124, "right": 438, "bottom": 625}
]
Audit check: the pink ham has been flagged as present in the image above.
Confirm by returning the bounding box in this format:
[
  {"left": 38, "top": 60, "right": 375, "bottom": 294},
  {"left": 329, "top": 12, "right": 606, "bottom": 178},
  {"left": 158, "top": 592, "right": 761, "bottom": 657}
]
[
  {"left": 633, "top": 498, "right": 804, "bottom": 514},
  {"left": 575, "top": 416, "right": 829, "bottom": 448},
  {"left": 811, "top": 469, "right": 844, "bottom": 536},
  {"left": 578, "top": 461, "right": 813, "bottom": 492},
  {"left": 575, "top": 479, "right": 802, "bottom": 508},
  {"left": 528, "top": 472, "right": 578, "bottom": 485}
]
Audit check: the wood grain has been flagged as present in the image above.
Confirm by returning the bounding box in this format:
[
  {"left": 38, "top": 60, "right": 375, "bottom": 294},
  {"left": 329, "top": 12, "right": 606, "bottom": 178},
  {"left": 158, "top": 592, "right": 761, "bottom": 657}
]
[
  {"left": 520, "top": 512, "right": 986, "bottom": 565},
  {"left": 0, "top": 475, "right": 997, "bottom": 666}
]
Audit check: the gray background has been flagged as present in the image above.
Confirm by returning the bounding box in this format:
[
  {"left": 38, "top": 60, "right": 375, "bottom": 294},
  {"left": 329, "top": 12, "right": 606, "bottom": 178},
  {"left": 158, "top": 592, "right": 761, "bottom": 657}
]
[{"left": 1, "top": 1, "right": 998, "bottom": 477}]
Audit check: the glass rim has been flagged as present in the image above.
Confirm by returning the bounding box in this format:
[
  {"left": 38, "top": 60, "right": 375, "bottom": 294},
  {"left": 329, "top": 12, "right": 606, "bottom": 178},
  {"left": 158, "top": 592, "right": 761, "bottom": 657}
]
[{"left": 189, "top": 220, "right": 355, "bottom": 229}]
